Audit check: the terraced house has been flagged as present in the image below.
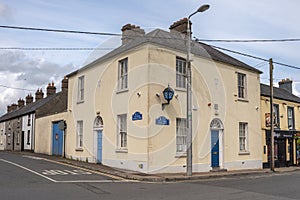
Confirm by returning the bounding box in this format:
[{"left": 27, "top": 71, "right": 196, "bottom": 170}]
[{"left": 261, "top": 79, "right": 300, "bottom": 168}]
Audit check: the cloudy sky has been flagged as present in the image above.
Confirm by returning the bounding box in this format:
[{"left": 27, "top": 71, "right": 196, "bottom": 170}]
[{"left": 0, "top": 0, "right": 300, "bottom": 115}]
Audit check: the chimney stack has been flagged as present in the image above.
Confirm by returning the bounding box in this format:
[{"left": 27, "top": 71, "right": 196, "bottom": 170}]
[
  {"left": 17, "top": 98, "right": 25, "bottom": 108},
  {"left": 7, "top": 105, "right": 11, "bottom": 113},
  {"left": 121, "top": 24, "right": 145, "bottom": 45},
  {"left": 35, "top": 89, "right": 44, "bottom": 101},
  {"left": 61, "top": 77, "right": 68, "bottom": 91},
  {"left": 169, "top": 18, "right": 191, "bottom": 36},
  {"left": 26, "top": 94, "right": 33, "bottom": 105},
  {"left": 10, "top": 103, "right": 17, "bottom": 111},
  {"left": 279, "top": 78, "right": 293, "bottom": 93},
  {"left": 46, "top": 82, "right": 56, "bottom": 96}
]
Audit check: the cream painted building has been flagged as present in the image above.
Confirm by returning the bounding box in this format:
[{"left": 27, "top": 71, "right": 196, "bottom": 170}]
[
  {"left": 65, "top": 20, "right": 262, "bottom": 173},
  {"left": 260, "top": 80, "right": 300, "bottom": 168}
]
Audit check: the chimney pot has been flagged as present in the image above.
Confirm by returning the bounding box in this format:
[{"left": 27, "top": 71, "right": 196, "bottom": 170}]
[
  {"left": 46, "top": 82, "right": 56, "bottom": 96},
  {"left": 279, "top": 78, "right": 293, "bottom": 93},
  {"left": 61, "top": 76, "right": 68, "bottom": 91},
  {"left": 121, "top": 24, "right": 145, "bottom": 45},
  {"left": 169, "top": 18, "right": 191, "bottom": 36},
  {"left": 18, "top": 98, "right": 25, "bottom": 108},
  {"left": 26, "top": 94, "right": 33, "bottom": 105},
  {"left": 35, "top": 89, "right": 44, "bottom": 101}
]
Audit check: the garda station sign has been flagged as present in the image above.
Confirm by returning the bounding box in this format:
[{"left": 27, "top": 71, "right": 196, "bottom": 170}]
[
  {"left": 155, "top": 116, "right": 170, "bottom": 125},
  {"left": 132, "top": 111, "right": 143, "bottom": 121}
]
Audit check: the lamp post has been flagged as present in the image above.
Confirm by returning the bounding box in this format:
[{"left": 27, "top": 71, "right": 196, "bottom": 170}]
[{"left": 186, "top": 4, "right": 210, "bottom": 176}]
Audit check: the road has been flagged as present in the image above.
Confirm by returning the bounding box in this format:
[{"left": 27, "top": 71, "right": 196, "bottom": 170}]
[{"left": 1, "top": 151, "right": 300, "bottom": 200}]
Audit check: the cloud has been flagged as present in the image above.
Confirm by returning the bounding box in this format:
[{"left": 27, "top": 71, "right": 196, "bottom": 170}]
[
  {"left": 0, "top": 51, "right": 75, "bottom": 115},
  {"left": 0, "top": 2, "right": 13, "bottom": 22}
]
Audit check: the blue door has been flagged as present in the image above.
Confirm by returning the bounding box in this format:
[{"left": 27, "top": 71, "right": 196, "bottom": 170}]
[
  {"left": 52, "top": 122, "right": 64, "bottom": 156},
  {"left": 211, "top": 130, "right": 219, "bottom": 167},
  {"left": 97, "top": 130, "right": 102, "bottom": 163}
]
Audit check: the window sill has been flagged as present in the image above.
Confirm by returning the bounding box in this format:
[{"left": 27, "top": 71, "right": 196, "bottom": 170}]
[
  {"left": 77, "top": 100, "right": 85, "bottom": 104},
  {"left": 175, "top": 87, "right": 186, "bottom": 92},
  {"left": 116, "top": 89, "right": 129, "bottom": 94},
  {"left": 237, "top": 98, "right": 249, "bottom": 103},
  {"left": 239, "top": 151, "right": 250, "bottom": 155},
  {"left": 175, "top": 152, "right": 187, "bottom": 158},
  {"left": 116, "top": 148, "right": 128, "bottom": 153},
  {"left": 75, "top": 147, "right": 84, "bottom": 152}
]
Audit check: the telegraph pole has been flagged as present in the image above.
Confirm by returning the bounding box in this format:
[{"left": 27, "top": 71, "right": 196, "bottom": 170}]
[{"left": 269, "top": 58, "right": 275, "bottom": 172}]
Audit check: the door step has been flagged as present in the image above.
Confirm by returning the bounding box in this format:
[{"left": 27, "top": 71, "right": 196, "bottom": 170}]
[{"left": 210, "top": 167, "right": 227, "bottom": 172}]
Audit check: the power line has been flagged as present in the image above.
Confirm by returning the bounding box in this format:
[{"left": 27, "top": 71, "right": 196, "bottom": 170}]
[
  {"left": 0, "top": 47, "right": 114, "bottom": 51},
  {"left": 209, "top": 44, "right": 300, "bottom": 70},
  {"left": 0, "top": 84, "right": 35, "bottom": 92},
  {"left": 0, "top": 25, "right": 121, "bottom": 36},
  {"left": 195, "top": 38, "right": 300, "bottom": 43}
]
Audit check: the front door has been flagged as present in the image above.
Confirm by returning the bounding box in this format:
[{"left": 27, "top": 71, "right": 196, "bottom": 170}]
[
  {"left": 211, "top": 130, "right": 219, "bottom": 167},
  {"left": 97, "top": 130, "right": 102, "bottom": 163},
  {"left": 52, "top": 122, "right": 64, "bottom": 156}
]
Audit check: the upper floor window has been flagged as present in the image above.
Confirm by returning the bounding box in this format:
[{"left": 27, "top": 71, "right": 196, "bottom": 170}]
[
  {"left": 239, "top": 122, "right": 248, "bottom": 152},
  {"left": 237, "top": 73, "right": 247, "bottom": 99},
  {"left": 118, "top": 58, "right": 128, "bottom": 91},
  {"left": 176, "top": 57, "right": 186, "bottom": 89},
  {"left": 273, "top": 104, "right": 280, "bottom": 129},
  {"left": 287, "top": 107, "right": 294, "bottom": 130},
  {"left": 27, "top": 114, "right": 31, "bottom": 126},
  {"left": 117, "top": 114, "right": 127, "bottom": 148},
  {"left": 78, "top": 76, "right": 85, "bottom": 102}
]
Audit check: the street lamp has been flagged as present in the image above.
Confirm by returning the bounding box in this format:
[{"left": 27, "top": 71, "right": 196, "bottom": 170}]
[{"left": 186, "top": 4, "right": 210, "bottom": 176}]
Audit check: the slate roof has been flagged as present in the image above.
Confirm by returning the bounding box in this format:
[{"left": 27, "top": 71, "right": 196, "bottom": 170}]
[
  {"left": 260, "top": 83, "right": 300, "bottom": 104},
  {"left": 68, "top": 29, "right": 262, "bottom": 77},
  {"left": 0, "top": 92, "right": 62, "bottom": 122}
]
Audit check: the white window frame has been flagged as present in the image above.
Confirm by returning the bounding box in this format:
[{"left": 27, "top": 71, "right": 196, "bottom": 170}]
[
  {"left": 176, "top": 57, "right": 187, "bottom": 89},
  {"left": 176, "top": 118, "right": 187, "bottom": 154},
  {"left": 237, "top": 73, "right": 247, "bottom": 99},
  {"left": 239, "top": 122, "right": 248, "bottom": 153},
  {"left": 117, "top": 114, "right": 127, "bottom": 150},
  {"left": 77, "top": 76, "right": 85, "bottom": 102},
  {"left": 287, "top": 107, "right": 294, "bottom": 130},
  {"left": 76, "top": 120, "right": 83, "bottom": 148},
  {"left": 118, "top": 58, "right": 128, "bottom": 91}
]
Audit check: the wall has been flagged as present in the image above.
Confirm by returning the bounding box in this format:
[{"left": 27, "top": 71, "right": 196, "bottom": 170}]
[{"left": 35, "top": 112, "right": 69, "bottom": 155}]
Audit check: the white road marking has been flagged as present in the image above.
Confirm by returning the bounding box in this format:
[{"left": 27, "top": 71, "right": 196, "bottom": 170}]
[
  {"left": 22, "top": 155, "right": 45, "bottom": 160},
  {"left": 0, "top": 159, "right": 57, "bottom": 183}
]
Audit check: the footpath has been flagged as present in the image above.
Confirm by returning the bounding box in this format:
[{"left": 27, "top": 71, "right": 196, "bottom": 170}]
[{"left": 21, "top": 152, "right": 300, "bottom": 182}]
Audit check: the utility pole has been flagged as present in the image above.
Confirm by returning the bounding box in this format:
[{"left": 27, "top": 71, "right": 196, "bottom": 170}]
[
  {"left": 269, "top": 58, "right": 275, "bottom": 172},
  {"left": 186, "top": 4, "right": 210, "bottom": 177}
]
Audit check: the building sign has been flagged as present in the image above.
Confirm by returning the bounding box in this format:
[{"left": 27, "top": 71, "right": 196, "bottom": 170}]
[
  {"left": 132, "top": 111, "right": 142, "bottom": 121},
  {"left": 155, "top": 116, "right": 170, "bottom": 125},
  {"left": 265, "top": 113, "right": 278, "bottom": 128}
]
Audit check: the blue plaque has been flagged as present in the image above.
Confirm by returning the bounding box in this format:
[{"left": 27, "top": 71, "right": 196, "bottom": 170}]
[
  {"left": 155, "top": 116, "right": 170, "bottom": 125},
  {"left": 132, "top": 111, "right": 142, "bottom": 121}
]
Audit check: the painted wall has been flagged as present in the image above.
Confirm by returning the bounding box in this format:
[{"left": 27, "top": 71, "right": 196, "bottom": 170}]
[
  {"left": 21, "top": 113, "right": 35, "bottom": 151},
  {"left": 0, "top": 122, "right": 5, "bottom": 150},
  {"left": 66, "top": 43, "right": 262, "bottom": 173},
  {"left": 35, "top": 112, "right": 68, "bottom": 155}
]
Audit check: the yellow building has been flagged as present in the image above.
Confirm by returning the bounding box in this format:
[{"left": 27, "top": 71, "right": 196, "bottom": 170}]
[
  {"left": 64, "top": 20, "right": 263, "bottom": 173},
  {"left": 261, "top": 79, "right": 300, "bottom": 168}
]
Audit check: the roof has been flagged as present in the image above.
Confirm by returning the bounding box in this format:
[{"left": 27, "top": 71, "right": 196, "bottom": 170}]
[
  {"left": 67, "top": 29, "right": 262, "bottom": 77},
  {"left": 0, "top": 92, "right": 62, "bottom": 122},
  {"left": 260, "top": 83, "right": 300, "bottom": 104}
]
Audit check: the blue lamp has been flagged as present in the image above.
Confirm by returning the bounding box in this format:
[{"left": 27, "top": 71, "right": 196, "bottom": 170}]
[{"left": 162, "top": 84, "right": 174, "bottom": 109}]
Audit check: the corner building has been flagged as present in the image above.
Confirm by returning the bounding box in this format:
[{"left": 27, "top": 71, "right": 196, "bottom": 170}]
[{"left": 65, "top": 20, "right": 262, "bottom": 173}]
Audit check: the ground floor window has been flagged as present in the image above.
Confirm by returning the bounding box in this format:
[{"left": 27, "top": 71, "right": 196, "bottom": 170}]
[
  {"left": 239, "top": 122, "right": 248, "bottom": 152},
  {"left": 176, "top": 118, "right": 187, "bottom": 153},
  {"left": 117, "top": 114, "right": 127, "bottom": 148}
]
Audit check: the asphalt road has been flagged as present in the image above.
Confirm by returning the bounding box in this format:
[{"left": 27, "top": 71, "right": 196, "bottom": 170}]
[{"left": 1, "top": 151, "right": 300, "bottom": 200}]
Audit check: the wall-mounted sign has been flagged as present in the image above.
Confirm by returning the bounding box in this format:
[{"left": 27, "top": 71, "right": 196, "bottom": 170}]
[
  {"left": 155, "top": 116, "right": 170, "bottom": 125},
  {"left": 132, "top": 111, "right": 143, "bottom": 121}
]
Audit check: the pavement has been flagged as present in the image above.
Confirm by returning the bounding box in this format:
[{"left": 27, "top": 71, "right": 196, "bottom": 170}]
[{"left": 17, "top": 151, "right": 300, "bottom": 182}]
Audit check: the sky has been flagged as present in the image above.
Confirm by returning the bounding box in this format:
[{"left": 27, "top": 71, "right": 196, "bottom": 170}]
[{"left": 1, "top": 0, "right": 300, "bottom": 115}]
